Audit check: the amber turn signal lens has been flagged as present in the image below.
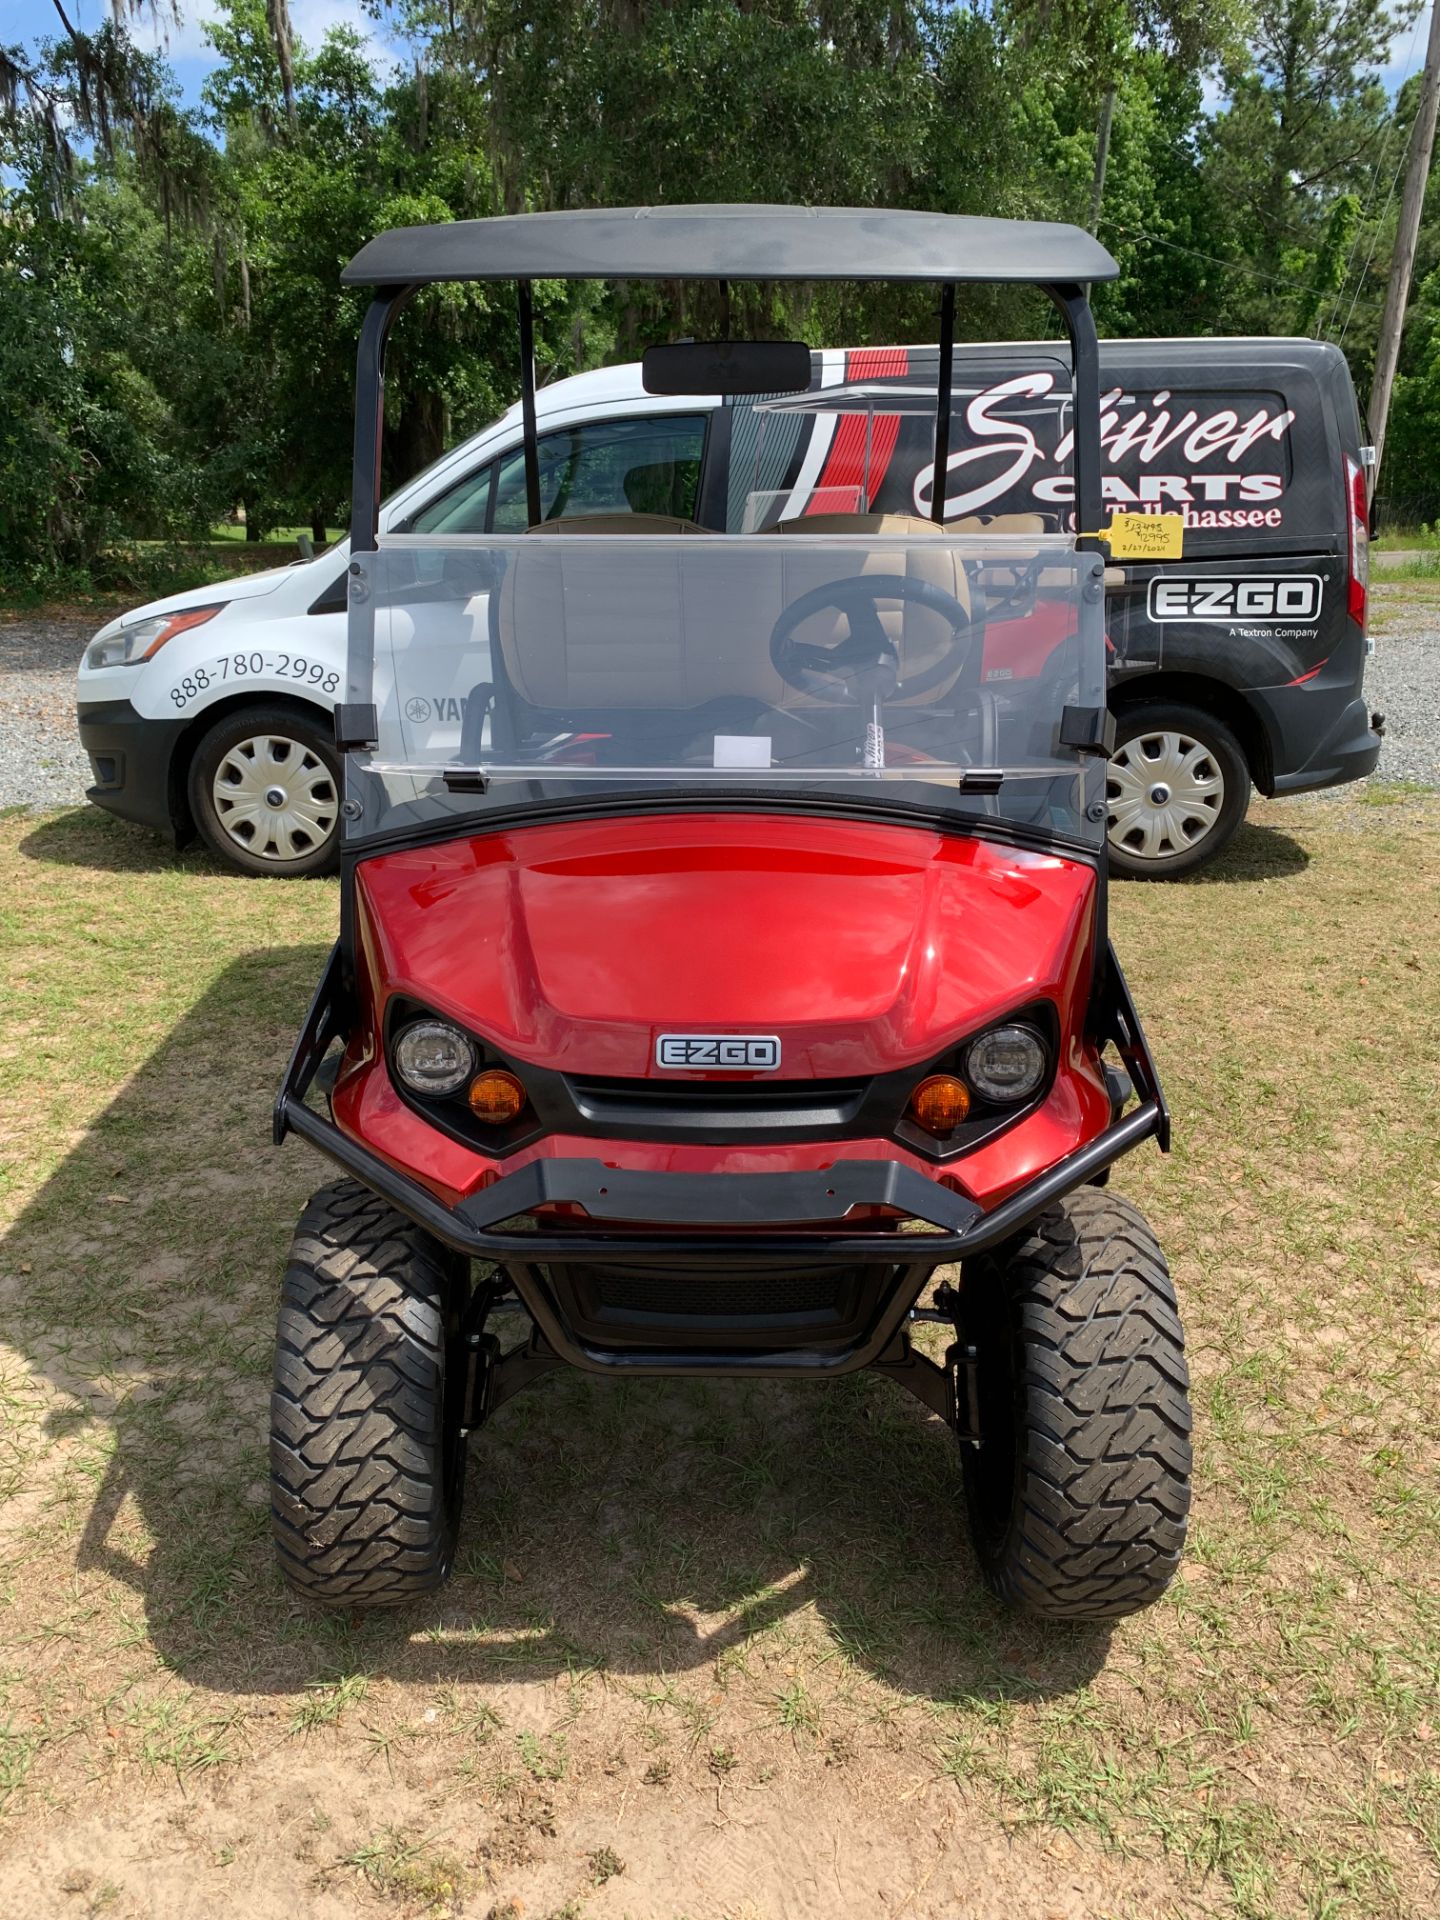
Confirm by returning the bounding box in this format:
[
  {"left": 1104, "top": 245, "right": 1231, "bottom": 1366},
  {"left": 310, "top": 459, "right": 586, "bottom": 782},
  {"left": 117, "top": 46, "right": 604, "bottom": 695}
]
[
  {"left": 467, "top": 1069, "right": 526, "bottom": 1126},
  {"left": 908, "top": 1073, "right": 971, "bottom": 1136}
]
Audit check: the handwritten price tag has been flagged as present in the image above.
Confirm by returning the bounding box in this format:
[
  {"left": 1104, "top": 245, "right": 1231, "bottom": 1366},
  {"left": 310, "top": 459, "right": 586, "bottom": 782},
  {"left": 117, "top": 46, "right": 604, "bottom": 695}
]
[{"left": 1101, "top": 513, "right": 1185, "bottom": 560}]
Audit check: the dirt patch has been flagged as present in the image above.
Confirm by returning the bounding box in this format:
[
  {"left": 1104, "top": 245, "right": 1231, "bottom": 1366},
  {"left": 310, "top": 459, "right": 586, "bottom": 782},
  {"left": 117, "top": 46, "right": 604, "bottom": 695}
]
[{"left": 0, "top": 798, "right": 1437, "bottom": 1919}]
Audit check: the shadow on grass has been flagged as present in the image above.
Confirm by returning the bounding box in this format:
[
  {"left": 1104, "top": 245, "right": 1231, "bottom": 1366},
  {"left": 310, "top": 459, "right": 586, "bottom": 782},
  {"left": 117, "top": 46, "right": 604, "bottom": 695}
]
[
  {"left": 2, "top": 947, "right": 1112, "bottom": 1712},
  {"left": 1183, "top": 817, "right": 1310, "bottom": 883},
  {"left": 19, "top": 807, "right": 215, "bottom": 876}
]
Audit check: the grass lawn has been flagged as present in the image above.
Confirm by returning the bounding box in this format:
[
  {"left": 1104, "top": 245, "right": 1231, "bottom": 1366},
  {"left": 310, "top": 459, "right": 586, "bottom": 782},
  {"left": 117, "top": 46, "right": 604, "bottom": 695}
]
[
  {"left": 1374, "top": 525, "right": 1440, "bottom": 553},
  {"left": 0, "top": 794, "right": 1436, "bottom": 1918},
  {"left": 200, "top": 524, "right": 346, "bottom": 546}
]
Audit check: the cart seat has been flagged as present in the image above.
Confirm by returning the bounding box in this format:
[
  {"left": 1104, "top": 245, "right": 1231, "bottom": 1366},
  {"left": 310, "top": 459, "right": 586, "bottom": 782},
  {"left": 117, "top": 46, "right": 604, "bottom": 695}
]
[
  {"left": 523, "top": 512, "right": 709, "bottom": 537},
  {"left": 495, "top": 510, "right": 971, "bottom": 714},
  {"left": 953, "top": 513, "right": 1048, "bottom": 536}
]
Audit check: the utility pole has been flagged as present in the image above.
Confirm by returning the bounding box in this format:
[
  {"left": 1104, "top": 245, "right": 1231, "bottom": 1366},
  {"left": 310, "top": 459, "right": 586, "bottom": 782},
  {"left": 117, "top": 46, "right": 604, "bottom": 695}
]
[
  {"left": 1082, "top": 86, "right": 1117, "bottom": 304},
  {"left": 1368, "top": 1, "right": 1440, "bottom": 482},
  {"left": 1088, "top": 87, "right": 1117, "bottom": 236}
]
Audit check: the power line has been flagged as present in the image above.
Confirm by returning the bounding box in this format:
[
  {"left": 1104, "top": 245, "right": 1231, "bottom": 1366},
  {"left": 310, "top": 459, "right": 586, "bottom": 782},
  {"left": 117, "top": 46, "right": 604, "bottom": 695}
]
[
  {"left": 1334, "top": 140, "right": 1409, "bottom": 346},
  {"left": 1098, "top": 218, "right": 1386, "bottom": 312},
  {"left": 1318, "top": 2, "right": 1429, "bottom": 339}
]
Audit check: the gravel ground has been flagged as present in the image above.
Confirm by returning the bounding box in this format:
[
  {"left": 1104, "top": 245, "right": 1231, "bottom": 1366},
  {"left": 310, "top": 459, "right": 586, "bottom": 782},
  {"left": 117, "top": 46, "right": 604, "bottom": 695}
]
[
  {"left": 1, "top": 591, "right": 1436, "bottom": 812},
  {"left": 1363, "top": 590, "right": 1440, "bottom": 786},
  {"left": 0, "top": 612, "right": 98, "bottom": 811}
]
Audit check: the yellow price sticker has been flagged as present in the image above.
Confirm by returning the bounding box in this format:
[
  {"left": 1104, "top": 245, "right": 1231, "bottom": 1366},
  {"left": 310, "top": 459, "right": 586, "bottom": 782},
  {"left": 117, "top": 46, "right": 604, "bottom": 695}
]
[{"left": 1084, "top": 512, "right": 1185, "bottom": 560}]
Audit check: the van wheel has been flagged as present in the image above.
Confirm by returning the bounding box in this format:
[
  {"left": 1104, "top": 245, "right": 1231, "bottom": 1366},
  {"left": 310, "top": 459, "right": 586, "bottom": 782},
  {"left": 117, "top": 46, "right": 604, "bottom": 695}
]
[
  {"left": 188, "top": 703, "right": 340, "bottom": 877},
  {"left": 271, "top": 1181, "right": 468, "bottom": 1607},
  {"left": 960, "top": 1189, "right": 1192, "bottom": 1620},
  {"left": 1106, "top": 702, "right": 1249, "bottom": 879}
]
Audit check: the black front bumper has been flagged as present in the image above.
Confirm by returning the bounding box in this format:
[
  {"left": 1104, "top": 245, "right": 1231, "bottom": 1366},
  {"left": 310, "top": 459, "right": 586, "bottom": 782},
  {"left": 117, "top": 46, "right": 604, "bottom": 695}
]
[
  {"left": 274, "top": 946, "right": 1169, "bottom": 1379},
  {"left": 278, "top": 1079, "right": 1162, "bottom": 1272},
  {"left": 76, "top": 698, "right": 188, "bottom": 839}
]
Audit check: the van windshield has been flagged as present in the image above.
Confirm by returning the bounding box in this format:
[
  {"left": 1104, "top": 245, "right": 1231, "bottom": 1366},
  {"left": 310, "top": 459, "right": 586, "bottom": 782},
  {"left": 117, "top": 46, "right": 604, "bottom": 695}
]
[{"left": 345, "top": 528, "right": 1107, "bottom": 848}]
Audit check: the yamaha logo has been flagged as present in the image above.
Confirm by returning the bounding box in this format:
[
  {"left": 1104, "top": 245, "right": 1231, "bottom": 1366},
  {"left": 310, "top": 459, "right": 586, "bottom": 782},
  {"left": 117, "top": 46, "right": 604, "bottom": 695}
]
[
  {"left": 1148, "top": 575, "right": 1322, "bottom": 623},
  {"left": 655, "top": 1034, "right": 782, "bottom": 1070}
]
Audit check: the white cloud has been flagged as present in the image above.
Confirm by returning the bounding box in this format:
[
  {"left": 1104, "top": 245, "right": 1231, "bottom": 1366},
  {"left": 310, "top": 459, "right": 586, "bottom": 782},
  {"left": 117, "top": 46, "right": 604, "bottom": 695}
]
[{"left": 132, "top": 0, "right": 402, "bottom": 73}]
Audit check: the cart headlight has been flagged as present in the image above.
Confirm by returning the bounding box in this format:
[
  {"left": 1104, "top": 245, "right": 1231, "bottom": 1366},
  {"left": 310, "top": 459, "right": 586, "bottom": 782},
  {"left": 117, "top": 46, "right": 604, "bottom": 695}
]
[
  {"left": 393, "top": 1019, "right": 476, "bottom": 1096},
  {"left": 965, "top": 1024, "right": 1048, "bottom": 1103},
  {"left": 83, "top": 603, "right": 225, "bottom": 670}
]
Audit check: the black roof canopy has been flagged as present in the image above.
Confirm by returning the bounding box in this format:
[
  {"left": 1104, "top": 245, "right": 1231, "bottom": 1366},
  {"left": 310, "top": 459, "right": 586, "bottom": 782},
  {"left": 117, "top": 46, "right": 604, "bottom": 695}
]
[{"left": 342, "top": 204, "right": 1119, "bottom": 289}]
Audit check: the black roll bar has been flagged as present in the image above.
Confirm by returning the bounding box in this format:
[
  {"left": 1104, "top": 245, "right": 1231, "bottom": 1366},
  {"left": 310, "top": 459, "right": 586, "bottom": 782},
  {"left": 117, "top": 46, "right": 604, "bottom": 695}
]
[
  {"left": 930, "top": 282, "right": 956, "bottom": 526},
  {"left": 1046, "top": 282, "right": 1105, "bottom": 544},
  {"left": 349, "top": 284, "right": 414, "bottom": 559},
  {"left": 516, "top": 279, "right": 543, "bottom": 529}
]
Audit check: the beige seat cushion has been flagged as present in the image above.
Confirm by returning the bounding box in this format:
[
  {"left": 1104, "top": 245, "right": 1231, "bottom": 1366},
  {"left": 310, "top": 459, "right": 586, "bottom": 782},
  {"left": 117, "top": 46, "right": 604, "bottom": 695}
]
[
  {"left": 952, "top": 510, "right": 1075, "bottom": 591},
  {"left": 952, "top": 512, "right": 1048, "bottom": 536},
  {"left": 523, "top": 512, "right": 707, "bottom": 537},
  {"left": 495, "top": 513, "right": 971, "bottom": 713}
]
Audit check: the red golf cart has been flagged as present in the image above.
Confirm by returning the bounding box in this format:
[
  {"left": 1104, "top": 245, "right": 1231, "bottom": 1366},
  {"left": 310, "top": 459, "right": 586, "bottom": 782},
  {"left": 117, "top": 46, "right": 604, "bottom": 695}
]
[{"left": 272, "top": 206, "right": 1191, "bottom": 1621}]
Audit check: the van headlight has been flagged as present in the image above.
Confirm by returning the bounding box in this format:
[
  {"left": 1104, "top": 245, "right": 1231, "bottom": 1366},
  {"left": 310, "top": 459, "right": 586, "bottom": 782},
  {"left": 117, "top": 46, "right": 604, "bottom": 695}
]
[
  {"left": 83, "top": 603, "right": 225, "bottom": 670},
  {"left": 964, "top": 1024, "right": 1048, "bottom": 1103}
]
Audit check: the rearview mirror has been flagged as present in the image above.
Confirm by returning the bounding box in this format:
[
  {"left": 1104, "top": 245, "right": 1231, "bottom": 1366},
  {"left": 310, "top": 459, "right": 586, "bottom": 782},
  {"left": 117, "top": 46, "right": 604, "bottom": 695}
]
[{"left": 642, "top": 339, "right": 812, "bottom": 397}]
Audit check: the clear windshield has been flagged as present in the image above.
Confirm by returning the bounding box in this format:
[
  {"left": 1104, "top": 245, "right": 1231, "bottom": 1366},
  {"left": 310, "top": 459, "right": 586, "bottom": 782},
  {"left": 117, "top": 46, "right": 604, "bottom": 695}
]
[{"left": 344, "top": 530, "right": 1107, "bottom": 846}]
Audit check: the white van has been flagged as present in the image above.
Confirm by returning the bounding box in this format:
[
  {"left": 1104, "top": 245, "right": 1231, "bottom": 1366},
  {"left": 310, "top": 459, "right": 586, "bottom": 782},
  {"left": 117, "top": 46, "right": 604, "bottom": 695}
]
[
  {"left": 77, "top": 339, "right": 1378, "bottom": 878},
  {"left": 76, "top": 363, "right": 695, "bottom": 875}
]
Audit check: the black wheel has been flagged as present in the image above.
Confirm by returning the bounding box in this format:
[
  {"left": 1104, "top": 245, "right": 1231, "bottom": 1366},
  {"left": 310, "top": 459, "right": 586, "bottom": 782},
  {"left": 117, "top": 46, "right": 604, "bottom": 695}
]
[
  {"left": 1106, "top": 700, "right": 1250, "bottom": 880},
  {"left": 188, "top": 702, "right": 340, "bottom": 877},
  {"left": 960, "top": 1188, "right": 1192, "bottom": 1620},
  {"left": 270, "top": 1181, "right": 469, "bottom": 1607}
]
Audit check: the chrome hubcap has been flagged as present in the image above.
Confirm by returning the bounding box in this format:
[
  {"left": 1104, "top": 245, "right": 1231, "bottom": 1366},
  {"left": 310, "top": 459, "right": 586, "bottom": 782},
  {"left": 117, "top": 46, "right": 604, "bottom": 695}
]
[
  {"left": 1107, "top": 729, "right": 1224, "bottom": 862},
  {"left": 212, "top": 734, "right": 337, "bottom": 863}
]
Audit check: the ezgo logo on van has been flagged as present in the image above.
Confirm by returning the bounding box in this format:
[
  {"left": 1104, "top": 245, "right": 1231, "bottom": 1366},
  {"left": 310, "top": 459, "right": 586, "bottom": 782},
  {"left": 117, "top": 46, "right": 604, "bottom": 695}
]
[{"left": 1148, "top": 575, "right": 1322, "bottom": 622}]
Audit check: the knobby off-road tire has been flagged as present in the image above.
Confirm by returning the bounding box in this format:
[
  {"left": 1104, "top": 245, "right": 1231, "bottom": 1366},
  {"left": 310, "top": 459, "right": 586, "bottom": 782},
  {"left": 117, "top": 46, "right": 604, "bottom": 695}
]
[
  {"left": 960, "top": 1187, "right": 1192, "bottom": 1620},
  {"left": 271, "top": 1180, "right": 468, "bottom": 1606}
]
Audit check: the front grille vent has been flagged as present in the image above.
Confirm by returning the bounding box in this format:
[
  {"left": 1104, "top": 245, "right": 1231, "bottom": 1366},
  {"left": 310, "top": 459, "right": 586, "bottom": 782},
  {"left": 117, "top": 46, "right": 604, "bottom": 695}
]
[{"left": 566, "top": 1074, "right": 867, "bottom": 1132}]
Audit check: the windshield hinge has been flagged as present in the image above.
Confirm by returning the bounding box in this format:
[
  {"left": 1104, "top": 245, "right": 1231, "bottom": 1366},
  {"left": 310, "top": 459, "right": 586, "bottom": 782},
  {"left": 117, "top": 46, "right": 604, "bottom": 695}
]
[
  {"left": 334, "top": 704, "right": 378, "bottom": 752},
  {"left": 443, "top": 767, "right": 489, "bottom": 793},
  {"left": 957, "top": 769, "right": 1004, "bottom": 793},
  {"left": 1059, "top": 705, "right": 1116, "bottom": 757}
]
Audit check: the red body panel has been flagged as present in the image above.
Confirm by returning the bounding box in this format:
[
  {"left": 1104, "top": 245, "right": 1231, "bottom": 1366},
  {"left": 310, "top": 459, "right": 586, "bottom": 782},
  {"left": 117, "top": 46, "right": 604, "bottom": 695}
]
[{"left": 336, "top": 812, "right": 1110, "bottom": 1214}]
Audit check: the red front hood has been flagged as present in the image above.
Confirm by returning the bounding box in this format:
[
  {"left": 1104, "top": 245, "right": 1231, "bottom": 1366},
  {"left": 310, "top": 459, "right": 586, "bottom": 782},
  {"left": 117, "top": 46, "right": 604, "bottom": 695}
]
[{"left": 353, "top": 814, "right": 1097, "bottom": 1079}]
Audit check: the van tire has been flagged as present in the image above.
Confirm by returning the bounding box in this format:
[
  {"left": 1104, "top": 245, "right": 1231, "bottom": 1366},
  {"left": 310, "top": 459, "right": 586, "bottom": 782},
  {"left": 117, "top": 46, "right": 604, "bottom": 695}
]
[
  {"left": 188, "top": 703, "right": 340, "bottom": 878},
  {"left": 270, "top": 1181, "right": 468, "bottom": 1607},
  {"left": 1106, "top": 701, "right": 1249, "bottom": 879},
  {"left": 959, "top": 1188, "right": 1192, "bottom": 1620}
]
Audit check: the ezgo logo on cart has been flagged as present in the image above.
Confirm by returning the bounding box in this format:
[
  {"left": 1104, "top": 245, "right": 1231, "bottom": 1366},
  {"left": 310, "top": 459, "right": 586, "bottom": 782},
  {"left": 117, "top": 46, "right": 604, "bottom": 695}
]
[
  {"left": 1148, "top": 575, "right": 1322, "bottom": 622},
  {"left": 656, "top": 1034, "right": 782, "bottom": 1070}
]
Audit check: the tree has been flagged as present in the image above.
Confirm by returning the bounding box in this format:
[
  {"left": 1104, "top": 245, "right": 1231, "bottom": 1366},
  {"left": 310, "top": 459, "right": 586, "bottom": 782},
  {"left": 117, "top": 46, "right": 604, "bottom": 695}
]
[
  {"left": 9, "top": 0, "right": 1440, "bottom": 579},
  {"left": 1203, "top": 0, "right": 1417, "bottom": 337}
]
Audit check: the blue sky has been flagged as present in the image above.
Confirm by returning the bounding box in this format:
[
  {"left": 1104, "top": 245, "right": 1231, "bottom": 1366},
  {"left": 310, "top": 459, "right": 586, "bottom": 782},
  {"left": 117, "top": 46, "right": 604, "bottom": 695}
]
[
  {"left": 6, "top": 0, "right": 1434, "bottom": 117},
  {"left": 6, "top": 0, "right": 407, "bottom": 110}
]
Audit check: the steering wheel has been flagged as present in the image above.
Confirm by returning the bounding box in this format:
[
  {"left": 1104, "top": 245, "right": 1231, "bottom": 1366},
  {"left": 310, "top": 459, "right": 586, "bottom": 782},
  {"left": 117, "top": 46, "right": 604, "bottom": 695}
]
[{"left": 769, "top": 574, "right": 972, "bottom": 702}]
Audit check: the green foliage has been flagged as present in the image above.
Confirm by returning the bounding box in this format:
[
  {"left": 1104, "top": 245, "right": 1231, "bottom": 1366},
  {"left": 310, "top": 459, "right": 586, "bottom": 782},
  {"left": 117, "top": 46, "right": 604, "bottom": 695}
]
[
  {"left": 5, "top": 0, "right": 1440, "bottom": 585},
  {"left": 1381, "top": 265, "right": 1440, "bottom": 502}
]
